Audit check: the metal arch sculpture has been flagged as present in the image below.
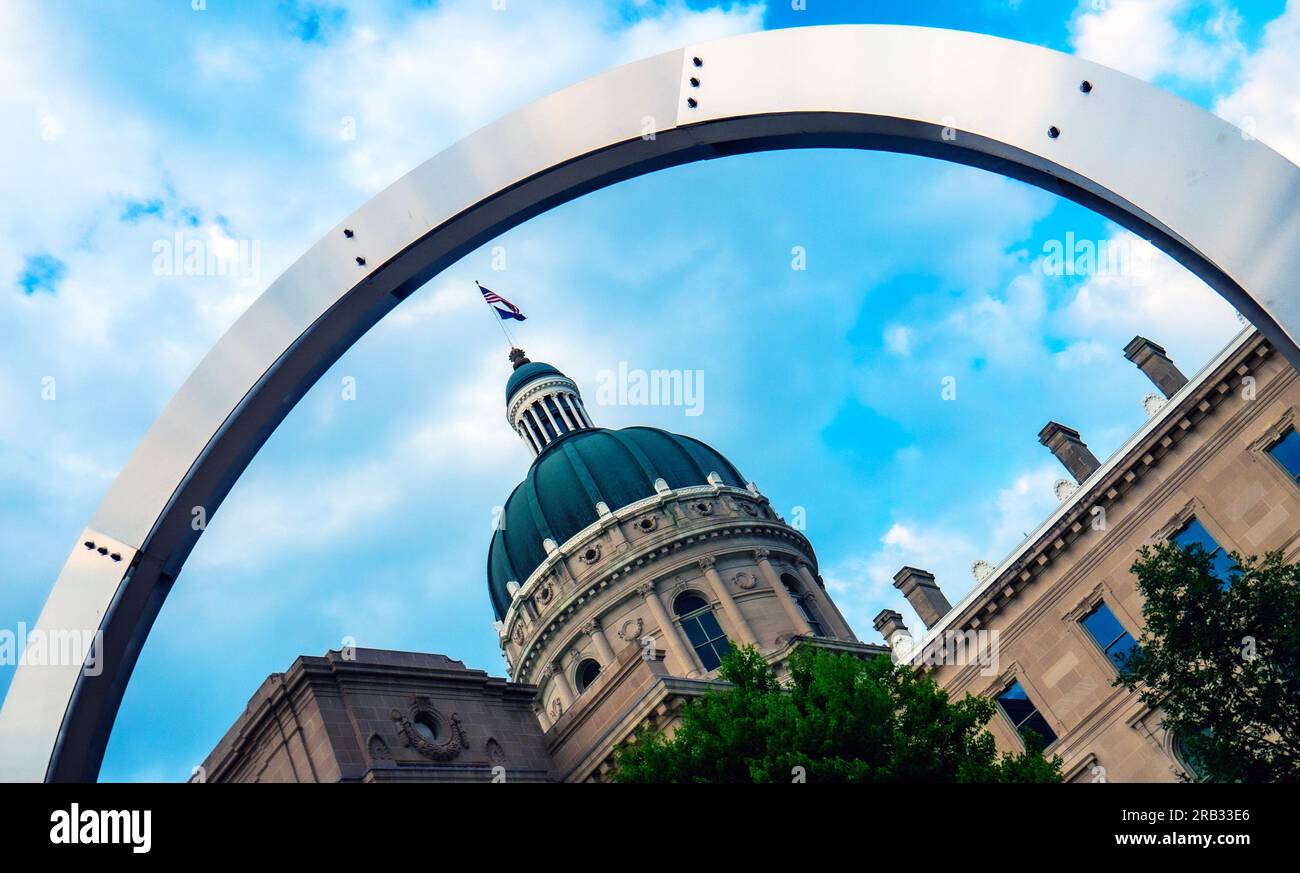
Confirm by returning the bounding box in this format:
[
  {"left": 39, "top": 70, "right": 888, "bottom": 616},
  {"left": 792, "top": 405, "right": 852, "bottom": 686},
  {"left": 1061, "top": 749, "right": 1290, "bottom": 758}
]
[{"left": 3, "top": 24, "right": 1300, "bottom": 782}]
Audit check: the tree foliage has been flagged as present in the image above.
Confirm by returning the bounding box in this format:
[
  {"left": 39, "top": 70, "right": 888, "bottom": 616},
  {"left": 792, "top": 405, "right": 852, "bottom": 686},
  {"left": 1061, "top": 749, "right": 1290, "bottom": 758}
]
[
  {"left": 613, "top": 645, "right": 1062, "bottom": 783},
  {"left": 1121, "top": 543, "right": 1300, "bottom": 782}
]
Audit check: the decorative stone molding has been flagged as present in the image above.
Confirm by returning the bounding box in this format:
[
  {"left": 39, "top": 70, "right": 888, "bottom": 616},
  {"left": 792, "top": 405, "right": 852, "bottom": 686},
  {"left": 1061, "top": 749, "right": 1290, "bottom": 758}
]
[
  {"left": 1053, "top": 478, "right": 1078, "bottom": 502},
  {"left": 753, "top": 548, "right": 771, "bottom": 562},
  {"left": 367, "top": 733, "right": 392, "bottom": 761},
  {"left": 579, "top": 618, "right": 601, "bottom": 636},
  {"left": 691, "top": 500, "right": 714, "bottom": 516},
  {"left": 578, "top": 543, "right": 602, "bottom": 565},
  {"left": 731, "top": 571, "right": 757, "bottom": 590},
  {"left": 634, "top": 581, "right": 656, "bottom": 599},
  {"left": 635, "top": 514, "right": 658, "bottom": 533},
  {"left": 535, "top": 580, "right": 555, "bottom": 607},
  {"left": 696, "top": 555, "right": 716, "bottom": 571},
  {"left": 617, "top": 616, "right": 644, "bottom": 642},
  {"left": 391, "top": 698, "right": 468, "bottom": 762}
]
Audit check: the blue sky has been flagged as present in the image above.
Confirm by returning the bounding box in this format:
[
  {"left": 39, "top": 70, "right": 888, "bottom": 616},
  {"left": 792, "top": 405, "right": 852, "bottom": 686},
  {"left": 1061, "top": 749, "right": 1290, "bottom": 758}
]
[{"left": 1, "top": 0, "right": 1296, "bottom": 781}]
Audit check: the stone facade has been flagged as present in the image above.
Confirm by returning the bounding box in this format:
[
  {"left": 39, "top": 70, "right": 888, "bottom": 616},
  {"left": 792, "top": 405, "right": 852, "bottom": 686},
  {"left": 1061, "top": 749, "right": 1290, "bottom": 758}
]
[
  {"left": 196, "top": 649, "right": 550, "bottom": 782},
  {"left": 204, "top": 331, "right": 1296, "bottom": 783},
  {"left": 879, "top": 329, "right": 1298, "bottom": 783}
]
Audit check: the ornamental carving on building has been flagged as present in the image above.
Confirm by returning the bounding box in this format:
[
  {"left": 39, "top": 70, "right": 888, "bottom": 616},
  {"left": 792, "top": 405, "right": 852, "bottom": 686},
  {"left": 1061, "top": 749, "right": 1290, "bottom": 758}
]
[
  {"left": 536, "top": 580, "right": 555, "bottom": 606},
  {"left": 578, "top": 543, "right": 602, "bottom": 564},
  {"left": 617, "top": 616, "right": 644, "bottom": 642},
  {"left": 692, "top": 500, "right": 714, "bottom": 516},
  {"left": 635, "top": 514, "right": 658, "bottom": 533},
  {"left": 731, "top": 571, "right": 757, "bottom": 590},
  {"left": 391, "top": 697, "right": 468, "bottom": 762}
]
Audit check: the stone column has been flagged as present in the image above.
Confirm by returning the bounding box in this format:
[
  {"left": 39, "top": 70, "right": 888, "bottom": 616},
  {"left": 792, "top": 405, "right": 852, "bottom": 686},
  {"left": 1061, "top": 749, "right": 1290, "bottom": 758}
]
[
  {"left": 754, "top": 549, "right": 814, "bottom": 637},
  {"left": 583, "top": 618, "right": 616, "bottom": 664},
  {"left": 697, "top": 556, "right": 757, "bottom": 646},
  {"left": 546, "top": 662, "right": 574, "bottom": 709},
  {"left": 533, "top": 701, "right": 552, "bottom": 731},
  {"left": 796, "top": 562, "right": 856, "bottom": 641},
  {"left": 638, "top": 582, "right": 699, "bottom": 677}
]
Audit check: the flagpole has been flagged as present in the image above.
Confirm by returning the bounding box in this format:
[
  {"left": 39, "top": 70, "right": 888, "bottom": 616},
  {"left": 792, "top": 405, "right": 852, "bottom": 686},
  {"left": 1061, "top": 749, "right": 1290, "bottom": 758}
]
[{"left": 476, "top": 280, "right": 517, "bottom": 350}]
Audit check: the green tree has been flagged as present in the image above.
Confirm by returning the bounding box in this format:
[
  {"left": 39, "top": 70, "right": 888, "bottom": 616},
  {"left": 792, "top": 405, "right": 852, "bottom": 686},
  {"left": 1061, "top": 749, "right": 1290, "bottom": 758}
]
[
  {"left": 613, "top": 645, "right": 1062, "bottom": 783},
  {"left": 1120, "top": 543, "right": 1300, "bottom": 782}
]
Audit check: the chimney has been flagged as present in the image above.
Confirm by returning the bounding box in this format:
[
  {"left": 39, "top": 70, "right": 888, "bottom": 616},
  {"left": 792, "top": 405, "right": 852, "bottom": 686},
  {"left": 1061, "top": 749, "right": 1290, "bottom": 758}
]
[
  {"left": 1124, "top": 336, "right": 1188, "bottom": 398},
  {"left": 873, "top": 609, "right": 914, "bottom": 656},
  {"left": 892, "top": 566, "right": 951, "bottom": 630},
  {"left": 1038, "top": 421, "right": 1101, "bottom": 483}
]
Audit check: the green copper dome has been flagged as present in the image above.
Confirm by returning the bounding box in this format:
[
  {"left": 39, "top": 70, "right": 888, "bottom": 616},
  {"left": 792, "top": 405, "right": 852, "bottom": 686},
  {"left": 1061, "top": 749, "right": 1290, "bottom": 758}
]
[
  {"left": 487, "top": 426, "right": 746, "bottom": 620},
  {"left": 506, "top": 361, "right": 563, "bottom": 402}
]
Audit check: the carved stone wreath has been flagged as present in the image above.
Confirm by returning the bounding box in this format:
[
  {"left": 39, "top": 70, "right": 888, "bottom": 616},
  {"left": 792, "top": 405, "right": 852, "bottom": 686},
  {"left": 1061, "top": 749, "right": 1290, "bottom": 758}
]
[
  {"left": 692, "top": 500, "right": 714, "bottom": 516},
  {"left": 636, "top": 514, "right": 658, "bottom": 533},
  {"left": 578, "top": 543, "right": 602, "bottom": 564},
  {"left": 511, "top": 623, "right": 525, "bottom": 646},
  {"left": 391, "top": 697, "right": 468, "bottom": 762},
  {"left": 536, "top": 580, "right": 555, "bottom": 606},
  {"left": 617, "top": 616, "right": 644, "bottom": 642},
  {"left": 731, "top": 571, "right": 757, "bottom": 590}
]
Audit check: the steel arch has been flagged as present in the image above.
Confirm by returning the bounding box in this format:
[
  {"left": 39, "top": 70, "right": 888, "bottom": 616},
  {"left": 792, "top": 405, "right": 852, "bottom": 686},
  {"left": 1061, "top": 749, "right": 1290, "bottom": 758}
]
[{"left": 4, "top": 24, "right": 1299, "bottom": 781}]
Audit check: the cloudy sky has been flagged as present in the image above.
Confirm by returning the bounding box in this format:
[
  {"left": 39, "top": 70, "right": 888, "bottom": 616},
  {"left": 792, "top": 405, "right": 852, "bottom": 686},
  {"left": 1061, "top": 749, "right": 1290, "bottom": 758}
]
[{"left": 1, "top": 0, "right": 1295, "bottom": 781}]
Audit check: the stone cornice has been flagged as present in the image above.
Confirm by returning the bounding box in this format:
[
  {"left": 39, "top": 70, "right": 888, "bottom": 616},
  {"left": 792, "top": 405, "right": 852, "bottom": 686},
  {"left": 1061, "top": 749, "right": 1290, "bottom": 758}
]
[
  {"left": 510, "top": 521, "right": 817, "bottom": 684},
  {"left": 909, "top": 329, "right": 1272, "bottom": 660},
  {"left": 499, "top": 484, "right": 777, "bottom": 634}
]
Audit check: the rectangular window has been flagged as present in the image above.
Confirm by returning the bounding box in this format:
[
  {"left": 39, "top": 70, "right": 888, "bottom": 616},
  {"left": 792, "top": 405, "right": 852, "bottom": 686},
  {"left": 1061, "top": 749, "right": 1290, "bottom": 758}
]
[
  {"left": 1268, "top": 428, "right": 1300, "bottom": 483},
  {"left": 1172, "top": 517, "right": 1235, "bottom": 583},
  {"left": 1080, "top": 601, "right": 1139, "bottom": 670},
  {"left": 996, "top": 681, "right": 1057, "bottom": 747}
]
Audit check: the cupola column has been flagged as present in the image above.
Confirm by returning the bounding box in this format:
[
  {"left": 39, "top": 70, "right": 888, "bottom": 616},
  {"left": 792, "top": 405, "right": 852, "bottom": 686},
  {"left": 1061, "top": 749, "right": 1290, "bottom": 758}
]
[
  {"left": 754, "top": 550, "right": 814, "bottom": 637},
  {"left": 697, "top": 557, "right": 757, "bottom": 646},
  {"left": 547, "top": 662, "right": 575, "bottom": 710},
  {"left": 637, "top": 582, "right": 699, "bottom": 677},
  {"left": 796, "top": 563, "right": 856, "bottom": 641},
  {"left": 584, "top": 619, "right": 617, "bottom": 664}
]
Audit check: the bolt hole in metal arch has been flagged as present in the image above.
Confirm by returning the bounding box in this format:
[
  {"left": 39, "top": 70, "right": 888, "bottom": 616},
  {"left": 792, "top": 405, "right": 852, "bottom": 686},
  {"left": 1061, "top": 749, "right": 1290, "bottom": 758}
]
[{"left": 4, "top": 24, "right": 1300, "bottom": 782}]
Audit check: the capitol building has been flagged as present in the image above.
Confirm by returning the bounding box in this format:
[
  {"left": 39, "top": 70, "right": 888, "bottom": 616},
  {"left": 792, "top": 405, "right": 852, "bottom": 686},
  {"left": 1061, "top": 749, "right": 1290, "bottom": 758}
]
[{"left": 198, "top": 327, "right": 1300, "bottom": 782}]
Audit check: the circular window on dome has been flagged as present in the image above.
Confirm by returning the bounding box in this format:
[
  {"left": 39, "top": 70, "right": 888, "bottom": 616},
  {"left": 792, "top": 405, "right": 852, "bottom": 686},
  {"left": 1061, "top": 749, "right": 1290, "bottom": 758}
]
[
  {"left": 575, "top": 658, "right": 601, "bottom": 693},
  {"left": 637, "top": 515, "right": 658, "bottom": 532},
  {"left": 413, "top": 712, "right": 440, "bottom": 743},
  {"left": 579, "top": 544, "right": 602, "bottom": 564},
  {"left": 693, "top": 501, "right": 714, "bottom": 516}
]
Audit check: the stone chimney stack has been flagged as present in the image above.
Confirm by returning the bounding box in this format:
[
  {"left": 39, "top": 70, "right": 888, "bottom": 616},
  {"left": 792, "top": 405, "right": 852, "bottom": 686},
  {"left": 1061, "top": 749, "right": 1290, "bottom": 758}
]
[
  {"left": 1038, "top": 421, "right": 1101, "bottom": 483},
  {"left": 873, "top": 608, "right": 914, "bottom": 656},
  {"left": 1124, "top": 336, "right": 1188, "bottom": 398},
  {"left": 892, "top": 567, "right": 951, "bottom": 630}
]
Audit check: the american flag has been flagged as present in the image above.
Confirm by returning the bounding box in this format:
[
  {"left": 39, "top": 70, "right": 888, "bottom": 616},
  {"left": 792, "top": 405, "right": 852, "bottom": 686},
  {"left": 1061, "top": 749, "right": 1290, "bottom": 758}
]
[{"left": 478, "top": 282, "right": 526, "bottom": 322}]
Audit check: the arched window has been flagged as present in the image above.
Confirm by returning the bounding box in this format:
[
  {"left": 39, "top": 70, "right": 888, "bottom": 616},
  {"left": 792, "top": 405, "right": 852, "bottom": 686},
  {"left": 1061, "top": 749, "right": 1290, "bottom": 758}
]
[
  {"left": 673, "top": 592, "right": 731, "bottom": 671},
  {"left": 575, "top": 658, "right": 601, "bottom": 693},
  {"left": 781, "top": 574, "right": 826, "bottom": 637}
]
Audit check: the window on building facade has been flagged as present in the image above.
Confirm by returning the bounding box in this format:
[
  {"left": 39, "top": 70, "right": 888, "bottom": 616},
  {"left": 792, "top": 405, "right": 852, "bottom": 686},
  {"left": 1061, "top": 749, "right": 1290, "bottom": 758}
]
[
  {"left": 996, "top": 681, "right": 1058, "bottom": 747},
  {"left": 1172, "top": 517, "right": 1236, "bottom": 584},
  {"left": 673, "top": 593, "right": 731, "bottom": 671},
  {"left": 1268, "top": 428, "right": 1300, "bottom": 482},
  {"left": 1080, "top": 601, "right": 1139, "bottom": 671},
  {"left": 781, "top": 573, "right": 825, "bottom": 636},
  {"left": 575, "top": 658, "right": 601, "bottom": 693}
]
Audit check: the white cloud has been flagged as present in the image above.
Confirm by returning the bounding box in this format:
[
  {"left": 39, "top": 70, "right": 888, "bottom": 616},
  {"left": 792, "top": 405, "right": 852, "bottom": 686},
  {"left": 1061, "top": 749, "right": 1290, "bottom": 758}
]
[
  {"left": 1054, "top": 229, "right": 1240, "bottom": 368},
  {"left": 1070, "top": 0, "right": 1243, "bottom": 84},
  {"left": 1214, "top": 1, "right": 1300, "bottom": 165},
  {"left": 300, "top": 0, "right": 764, "bottom": 192},
  {"left": 883, "top": 324, "right": 913, "bottom": 357}
]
